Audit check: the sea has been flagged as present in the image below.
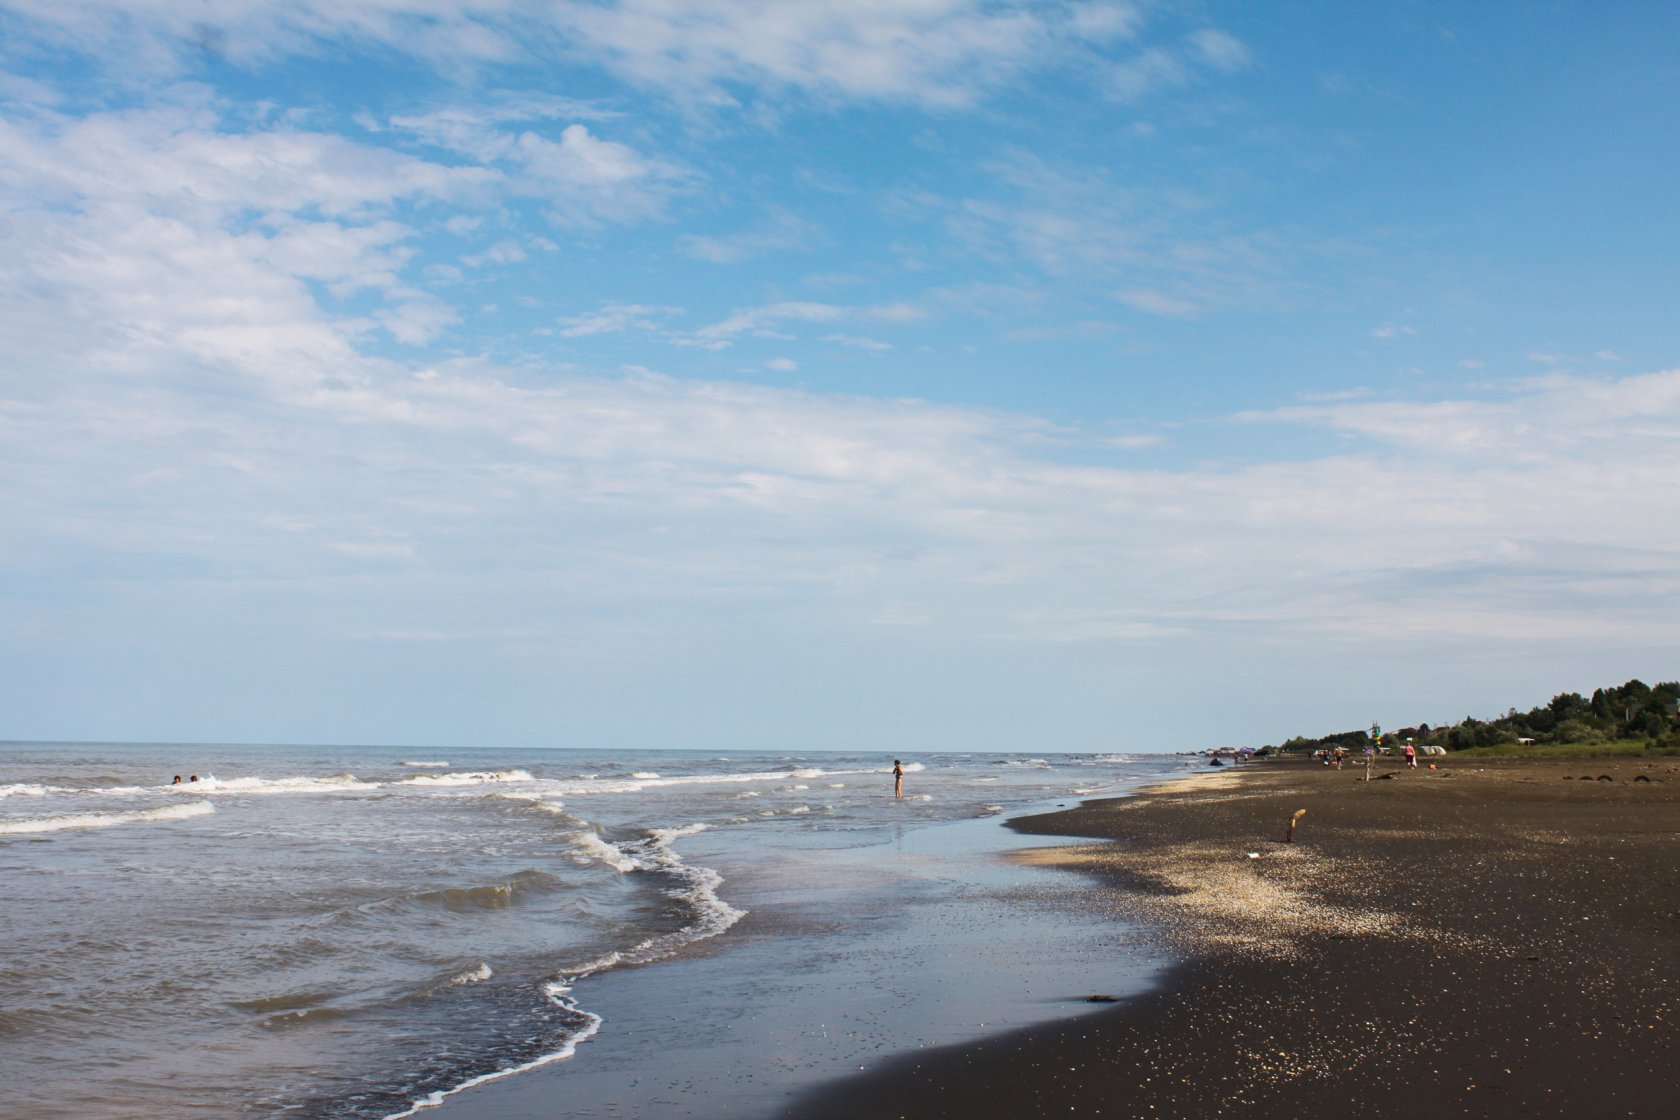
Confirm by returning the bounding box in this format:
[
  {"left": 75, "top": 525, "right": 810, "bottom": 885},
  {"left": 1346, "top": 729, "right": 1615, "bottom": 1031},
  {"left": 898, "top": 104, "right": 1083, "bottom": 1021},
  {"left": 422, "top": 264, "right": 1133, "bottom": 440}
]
[{"left": 0, "top": 742, "right": 1197, "bottom": 1119}]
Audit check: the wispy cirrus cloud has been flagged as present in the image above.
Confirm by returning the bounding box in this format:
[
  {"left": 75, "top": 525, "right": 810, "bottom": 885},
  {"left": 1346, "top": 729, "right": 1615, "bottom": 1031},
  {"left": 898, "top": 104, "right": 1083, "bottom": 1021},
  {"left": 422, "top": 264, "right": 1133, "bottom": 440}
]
[
  {"left": 0, "top": 99, "right": 494, "bottom": 371},
  {"left": 679, "top": 209, "right": 817, "bottom": 263},
  {"left": 556, "top": 301, "right": 682, "bottom": 338},
  {"left": 384, "top": 108, "right": 694, "bottom": 228},
  {"left": 943, "top": 153, "right": 1290, "bottom": 316},
  {"left": 0, "top": 0, "right": 1248, "bottom": 114}
]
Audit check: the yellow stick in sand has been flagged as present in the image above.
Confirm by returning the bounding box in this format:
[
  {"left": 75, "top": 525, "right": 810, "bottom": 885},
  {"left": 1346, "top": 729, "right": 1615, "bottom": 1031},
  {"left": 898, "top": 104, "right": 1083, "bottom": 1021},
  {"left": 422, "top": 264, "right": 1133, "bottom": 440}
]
[{"left": 1285, "top": 808, "right": 1307, "bottom": 843}]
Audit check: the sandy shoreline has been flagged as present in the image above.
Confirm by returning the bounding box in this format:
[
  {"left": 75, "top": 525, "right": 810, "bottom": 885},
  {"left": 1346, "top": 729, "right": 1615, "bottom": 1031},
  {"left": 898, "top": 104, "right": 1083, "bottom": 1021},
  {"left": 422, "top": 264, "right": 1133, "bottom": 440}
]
[{"left": 783, "top": 755, "right": 1680, "bottom": 1118}]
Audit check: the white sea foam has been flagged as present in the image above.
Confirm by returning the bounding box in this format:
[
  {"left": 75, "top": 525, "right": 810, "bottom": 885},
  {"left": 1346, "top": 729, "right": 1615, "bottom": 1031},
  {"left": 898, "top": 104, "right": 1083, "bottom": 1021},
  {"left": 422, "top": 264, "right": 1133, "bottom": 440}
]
[
  {"left": 397, "top": 769, "right": 534, "bottom": 787},
  {"left": 401, "top": 761, "right": 450, "bottom": 768},
  {"left": 563, "top": 829, "right": 638, "bottom": 872},
  {"left": 651, "top": 823, "right": 710, "bottom": 843},
  {"left": 0, "top": 783, "right": 54, "bottom": 798},
  {"left": 489, "top": 791, "right": 567, "bottom": 815},
  {"left": 0, "top": 800, "right": 215, "bottom": 834},
  {"left": 381, "top": 821, "right": 736, "bottom": 1120},
  {"left": 981, "top": 804, "right": 1005, "bottom": 815},
  {"left": 380, "top": 996, "right": 602, "bottom": 1120},
  {"left": 446, "top": 963, "right": 493, "bottom": 986},
  {"left": 140, "top": 773, "right": 377, "bottom": 796},
  {"left": 629, "top": 772, "right": 660, "bottom": 779},
  {"left": 542, "top": 765, "right": 889, "bottom": 797}
]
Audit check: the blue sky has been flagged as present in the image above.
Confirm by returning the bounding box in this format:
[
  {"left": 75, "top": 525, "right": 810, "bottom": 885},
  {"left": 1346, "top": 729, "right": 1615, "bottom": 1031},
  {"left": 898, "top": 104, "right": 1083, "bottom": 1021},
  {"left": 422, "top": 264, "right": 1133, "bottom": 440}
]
[{"left": 1, "top": 1, "right": 1676, "bottom": 752}]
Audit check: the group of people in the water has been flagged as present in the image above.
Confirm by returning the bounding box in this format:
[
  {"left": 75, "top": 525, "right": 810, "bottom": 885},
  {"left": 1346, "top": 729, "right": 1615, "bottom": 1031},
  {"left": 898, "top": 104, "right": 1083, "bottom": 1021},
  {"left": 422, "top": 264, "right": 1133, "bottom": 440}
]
[{"left": 170, "top": 774, "right": 202, "bottom": 784}]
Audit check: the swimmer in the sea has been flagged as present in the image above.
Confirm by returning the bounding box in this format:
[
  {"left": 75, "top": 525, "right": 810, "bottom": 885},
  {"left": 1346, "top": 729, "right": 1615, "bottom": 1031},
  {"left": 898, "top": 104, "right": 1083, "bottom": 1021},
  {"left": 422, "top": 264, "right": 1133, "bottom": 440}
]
[{"left": 893, "top": 759, "right": 904, "bottom": 799}]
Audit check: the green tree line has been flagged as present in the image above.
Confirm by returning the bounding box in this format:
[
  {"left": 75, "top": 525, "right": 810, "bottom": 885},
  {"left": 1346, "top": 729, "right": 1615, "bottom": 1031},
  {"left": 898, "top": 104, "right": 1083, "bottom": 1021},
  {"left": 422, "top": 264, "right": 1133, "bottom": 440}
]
[{"left": 1269, "top": 679, "right": 1680, "bottom": 754}]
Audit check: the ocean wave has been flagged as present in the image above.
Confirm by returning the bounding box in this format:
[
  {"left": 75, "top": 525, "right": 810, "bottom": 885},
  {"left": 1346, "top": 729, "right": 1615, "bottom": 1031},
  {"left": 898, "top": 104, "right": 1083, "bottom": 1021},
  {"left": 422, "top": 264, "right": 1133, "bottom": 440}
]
[
  {"left": 562, "top": 829, "right": 638, "bottom": 873},
  {"left": 491, "top": 795, "right": 641, "bottom": 875},
  {"left": 0, "top": 783, "right": 56, "bottom": 798},
  {"left": 378, "top": 824, "right": 733, "bottom": 1120},
  {"left": 174, "top": 773, "right": 377, "bottom": 795},
  {"left": 232, "top": 990, "right": 337, "bottom": 1016},
  {"left": 380, "top": 999, "right": 602, "bottom": 1120},
  {"left": 445, "top": 962, "right": 493, "bottom": 986},
  {"left": 541, "top": 765, "right": 893, "bottom": 797},
  {"left": 397, "top": 769, "right": 534, "bottom": 787},
  {"left": 400, "top": 761, "right": 450, "bottom": 767},
  {"left": 0, "top": 800, "right": 215, "bottom": 834},
  {"left": 409, "top": 870, "right": 560, "bottom": 913}
]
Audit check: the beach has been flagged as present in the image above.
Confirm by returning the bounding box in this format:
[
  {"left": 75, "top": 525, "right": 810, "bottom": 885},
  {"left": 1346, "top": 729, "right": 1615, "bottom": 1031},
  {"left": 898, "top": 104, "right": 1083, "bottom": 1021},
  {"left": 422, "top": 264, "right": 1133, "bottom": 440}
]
[
  {"left": 785, "top": 755, "right": 1680, "bottom": 1118},
  {"left": 0, "top": 744, "right": 1187, "bottom": 1118}
]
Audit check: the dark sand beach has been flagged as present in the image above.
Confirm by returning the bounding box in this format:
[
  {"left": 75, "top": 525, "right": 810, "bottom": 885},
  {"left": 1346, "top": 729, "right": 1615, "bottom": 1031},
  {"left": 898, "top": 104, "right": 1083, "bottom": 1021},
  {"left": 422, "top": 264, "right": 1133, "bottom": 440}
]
[{"left": 786, "top": 756, "right": 1680, "bottom": 1119}]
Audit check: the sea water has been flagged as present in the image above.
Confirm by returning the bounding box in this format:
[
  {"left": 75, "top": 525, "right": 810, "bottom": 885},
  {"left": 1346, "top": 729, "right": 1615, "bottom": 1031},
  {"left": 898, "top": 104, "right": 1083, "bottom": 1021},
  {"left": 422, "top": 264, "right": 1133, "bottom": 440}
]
[{"left": 0, "top": 742, "right": 1191, "bottom": 1118}]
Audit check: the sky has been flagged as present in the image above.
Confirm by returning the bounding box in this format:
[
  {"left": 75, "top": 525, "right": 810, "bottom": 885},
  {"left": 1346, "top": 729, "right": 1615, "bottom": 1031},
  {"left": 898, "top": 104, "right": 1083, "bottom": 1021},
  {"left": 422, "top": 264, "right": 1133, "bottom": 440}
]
[{"left": 1, "top": 1, "right": 1677, "bottom": 753}]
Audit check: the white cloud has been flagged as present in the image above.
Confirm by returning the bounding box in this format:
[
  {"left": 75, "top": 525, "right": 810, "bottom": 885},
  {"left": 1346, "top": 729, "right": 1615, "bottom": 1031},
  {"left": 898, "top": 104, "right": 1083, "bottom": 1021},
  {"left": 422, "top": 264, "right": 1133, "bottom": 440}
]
[
  {"left": 689, "top": 301, "right": 850, "bottom": 346},
  {"left": 0, "top": 101, "right": 490, "bottom": 218},
  {"left": 550, "top": 0, "right": 1058, "bottom": 107},
  {"left": 374, "top": 296, "right": 459, "bottom": 344},
  {"left": 944, "top": 155, "right": 1288, "bottom": 312},
  {"left": 1106, "top": 26, "right": 1250, "bottom": 102},
  {"left": 764, "top": 357, "right": 798, "bottom": 372},
  {"left": 1115, "top": 288, "right": 1200, "bottom": 317},
  {"left": 1372, "top": 322, "right": 1417, "bottom": 338},
  {"left": 679, "top": 210, "right": 816, "bottom": 263},
  {"left": 511, "top": 124, "right": 693, "bottom": 227},
  {"left": 1187, "top": 29, "right": 1251, "bottom": 71},
  {"left": 0, "top": 100, "right": 495, "bottom": 385},
  {"left": 557, "top": 301, "right": 681, "bottom": 339},
  {"left": 1068, "top": 1, "right": 1143, "bottom": 43},
  {"left": 822, "top": 334, "right": 894, "bottom": 352},
  {"left": 10, "top": 213, "right": 1678, "bottom": 662},
  {"left": 0, "top": 0, "right": 1194, "bottom": 110},
  {"left": 461, "top": 240, "right": 528, "bottom": 268},
  {"left": 1108, "top": 46, "right": 1187, "bottom": 102}
]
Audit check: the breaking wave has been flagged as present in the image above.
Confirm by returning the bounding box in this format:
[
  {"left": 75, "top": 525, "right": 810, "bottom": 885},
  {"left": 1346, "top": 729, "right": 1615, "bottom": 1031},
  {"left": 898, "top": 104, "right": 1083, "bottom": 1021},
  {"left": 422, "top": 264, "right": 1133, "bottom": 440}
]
[{"left": 0, "top": 800, "right": 215, "bottom": 834}]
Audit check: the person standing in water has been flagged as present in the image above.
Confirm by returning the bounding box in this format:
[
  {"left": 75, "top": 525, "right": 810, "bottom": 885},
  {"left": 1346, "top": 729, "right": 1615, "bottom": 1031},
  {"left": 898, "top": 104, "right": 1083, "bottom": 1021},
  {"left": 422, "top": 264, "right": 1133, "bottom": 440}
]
[{"left": 893, "top": 759, "right": 904, "bottom": 799}]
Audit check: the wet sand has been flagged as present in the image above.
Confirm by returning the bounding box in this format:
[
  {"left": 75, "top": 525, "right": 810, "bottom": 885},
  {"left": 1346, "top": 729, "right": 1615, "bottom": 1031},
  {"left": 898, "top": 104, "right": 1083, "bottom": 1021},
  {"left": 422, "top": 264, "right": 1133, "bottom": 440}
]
[
  {"left": 784, "top": 756, "right": 1680, "bottom": 1118},
  {"left": 419, "top": 809, "right": 1171, "bottom": 1120}
]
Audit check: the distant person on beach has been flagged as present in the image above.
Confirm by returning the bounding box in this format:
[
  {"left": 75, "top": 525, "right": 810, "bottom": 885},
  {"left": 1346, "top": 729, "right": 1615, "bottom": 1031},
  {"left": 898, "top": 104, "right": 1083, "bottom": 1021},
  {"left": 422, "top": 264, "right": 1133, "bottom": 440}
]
[
  {"left": 893, "top": 760, "right": 904, "bottom": 799},
  {"left": 190, "top": 774, "right": 199, "bottom": 782},
  {"left": 171, "top": 775, "right": 182, "bottom": 785},
  {"left": 1332, "top": 747, "right": 1345, "bottom": 770},
  {"left": 1403, "top": 743, "right": 1417, "bottom": 769}
]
